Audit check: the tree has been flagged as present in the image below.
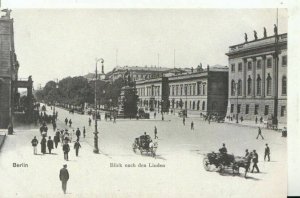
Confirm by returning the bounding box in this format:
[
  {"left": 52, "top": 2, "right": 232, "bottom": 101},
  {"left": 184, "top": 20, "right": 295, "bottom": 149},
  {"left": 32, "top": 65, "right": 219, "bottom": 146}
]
[{"left": 123, "top": 87, "right": 139, "bottom": 118}]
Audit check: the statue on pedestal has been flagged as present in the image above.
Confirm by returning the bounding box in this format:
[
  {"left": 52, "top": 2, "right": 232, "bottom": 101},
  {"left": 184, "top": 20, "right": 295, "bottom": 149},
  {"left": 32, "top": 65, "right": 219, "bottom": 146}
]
[
  {"left": 244, "top": 33, "right": 248, "bottom": 43},
  {"left": 263, "top": 27, "right": 267, "bottom": 38},
  {"left": 254, "top": 30, "right": 258, "bottom": 40}
]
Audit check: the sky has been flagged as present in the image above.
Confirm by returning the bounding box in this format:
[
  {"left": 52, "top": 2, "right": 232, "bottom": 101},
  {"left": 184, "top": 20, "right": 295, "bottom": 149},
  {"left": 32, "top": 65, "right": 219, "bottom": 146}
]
[{"left": 9, "top": 9, "right": 287, "bottom": 88}]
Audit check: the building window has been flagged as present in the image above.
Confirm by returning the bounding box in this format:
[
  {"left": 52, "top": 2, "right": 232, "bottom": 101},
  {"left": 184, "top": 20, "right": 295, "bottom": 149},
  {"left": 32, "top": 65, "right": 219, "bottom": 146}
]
[
  {"left": 267, "top": 58, "right": 272, "bottom": 68},
  {"left": 264, "top": 105, "right": 269, "bottom": 115},
  {"left": 172, "top": 86, "right": 174, "bottom": 96},
  {"left": 282, "top": 55, "right": 287, "bottom": 66},
  {"left": 281, "top": 106, "right": 286, "bottom": 117},
  {"left": 245, "top": 104, "right": 249, "bottom": 114},
  {"left": 231, "top": 64, "right": 235, "bottom": 72},
  {"left": 180, "top": 85, "right": 183, "bottom": 96},
  {"left": 237, "top": 79, "right": 242, "bottom": 96},
  {"left": 197, "top": 82, "right": 201, "bottom": 95},
  {"left": 231, "top": 80, "right": 235, "bottom": 96},
  {"left": 202, "top": 101, "right": 206, "bottom": 110},
  {"left": 257, "top": 60, "right": 262, "bottom": 70},
  {"left": 203, "top": 84, "right": 206, "bottom": 95},
  {"left": 267, "top": 74, "right": 272, "bottom": 96},
  {"left": 282, "top": 76, "right": 287, "bottom": 95},
  {"left": 254, "top": 104, "right": 259, "bottom": 115},
  {"left": 238, "top": 63, "right": 242, "bottom": 72},
  {"left": 248, "top": 62, "right": 252, "bottom": 71},
  {"left": 247, "top": 76, "right": 252, "bottom": 95},
  {"left": 257, "top": 75, "right": 261, "bottom": 96},
  {"left": 197, "top": 101, "right": 200, "bottom": 110},
  {"left": 230, "top": 104, "right": 234, "bottom": 113},
  {"left": 237, "top": 104, "right": 241, "bottom": 114}
]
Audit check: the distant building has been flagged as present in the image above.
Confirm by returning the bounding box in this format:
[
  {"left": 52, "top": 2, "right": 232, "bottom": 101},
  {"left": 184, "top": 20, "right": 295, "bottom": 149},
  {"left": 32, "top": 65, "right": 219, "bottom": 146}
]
[
  {"left": 225, "top": 32, "right": 287, "bottom": 123},
  {"left": 136, "top": 65, "right": 228, "bottom": 116}
]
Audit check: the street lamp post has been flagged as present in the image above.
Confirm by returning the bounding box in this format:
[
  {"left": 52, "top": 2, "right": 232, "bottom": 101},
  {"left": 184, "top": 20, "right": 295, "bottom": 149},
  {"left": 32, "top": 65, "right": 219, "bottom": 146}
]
[
  {"left": 53, "top": 79, "right": 58, "bottom": 121},
  {"left": 93, "top": 58, "right": 104, "bottom": 154},
  {"left": 185, "top": 85, "right": 188, "bottom": 118}
]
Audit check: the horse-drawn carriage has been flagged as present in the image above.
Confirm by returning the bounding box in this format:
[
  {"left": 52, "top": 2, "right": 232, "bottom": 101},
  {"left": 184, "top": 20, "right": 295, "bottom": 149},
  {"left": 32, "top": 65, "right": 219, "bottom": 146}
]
[
  {"left": 132, "top": 134, "right": 158, "bottom": 157},
  {"left": 203, "top": 152, "right": 251, "bottom": 177}
]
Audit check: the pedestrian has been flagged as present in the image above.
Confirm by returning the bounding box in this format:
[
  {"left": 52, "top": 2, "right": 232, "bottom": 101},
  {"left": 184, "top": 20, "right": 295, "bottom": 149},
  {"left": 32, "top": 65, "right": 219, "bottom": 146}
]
[
  {"left": 251, "top": 150, "right": 260, "bottom": 173},
  {"left": 88, "top": 118, "right": 92, "bottom": 126},
  {"left": 113, "top": 116, "right": 116, "bottom": 123},
  {"left": 260, "top": 116, "right": 263, "bottom": 124},
  {"left": 256, "top": 127, "right": 264, "bottom": 139},
  {"left": 59, "top": 164, "right": 69, "bottom": 194},
  {"left": 191, "top": 121, "right": 194, "bottom": 130},
  {"left": 76, "top": 128, "right": 81, "bottom": 141},
  {"left": 154, "top": 126, "right": 158, "bottom": 139},
  {"left": 69, "top": 119, "right": 72, "bottom": 127},
  {"left": 74, "top": 140, "right": 81, "bottom": 157},
  {"left": 183, "top": 117, "right": 185, "bottom": 125},
  {"left": 47, "top": 136, "right": 54, "bottom": 154},
  {"left": 83, "top": 126, "right": 86, "bottom": 138},
  {"left": 255, "top": 116, "right": 258, "bottom": 124},
  {"left": 264, "top": 143, "right": 270, "bottom": 161},
  {"left": 65, "top": 118, "right": 68, "bottom": 125},
  {"left": 154, "top": 112, "right": 156, "bottom": 119},
  {"left": 53, "top": 121, "right": 57, "bottom": 131},
  {"left": 244, "top": 150, "right": 252, "bottom": 178},
  {"left": 40, "top": 136, "right": 46, "bottom": 154},
  {"left": 62, "top": 142, "right": 70, "bottom": 161},
  {"left": 240, "top": 116, "right": 243, "bottom": 122},
  {"left": 54, "top": 132, "right": 60, "bottom": 148},
  {"left": 31, "top": 136, "right": 38, "bottom": 155}
]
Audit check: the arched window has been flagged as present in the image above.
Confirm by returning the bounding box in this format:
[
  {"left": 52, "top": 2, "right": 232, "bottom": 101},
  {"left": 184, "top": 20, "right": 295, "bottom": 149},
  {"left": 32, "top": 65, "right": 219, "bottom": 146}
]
[
  {"left": 231, "top": 80, "right": 235, "bottom": 96},
  {"left": 192, "top": 101, "right": 195, "bottom": 110},
  {"left": 257, "top": 75, "right": 261, "bottom": 96},
  {"left": 247, "top": 76, "right": 252, "bottom": 95},
  {"left": 267, "top": 74, "right": 272, "bottom": 96},
  {"left": 237, "top": 79, "right": 242, "bottom": 96},
  {"left": 202, "top": 101, "right": 206, "bottom": 110},
  {"left": 197, "top": 100, "right": 200, "bottom": 110},
  {"left": 282, "top": 76, "right": 287, "bottom": 95}
]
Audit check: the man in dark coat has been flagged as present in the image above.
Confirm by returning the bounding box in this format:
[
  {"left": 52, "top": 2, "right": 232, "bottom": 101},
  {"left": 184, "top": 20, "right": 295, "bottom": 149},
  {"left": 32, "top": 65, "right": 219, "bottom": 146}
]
[
  {"left": 74, "top": 140, "right": 81, "bottom": 157},
  {"left": 65, "top": 118, "right": 68, "bottom": 125},
  {"left": 59, "top": 164, "right": 69, "bottom": 194},
  {"left": 88, "top": 118, "right": 91, "bottom": 126},
  {"left": 83, "top": 126, "right": 86, "bottom": 138},
  {"left": 191, "top": 121, "right": 194, "bottom": 130},
  {"left": 47, "top": 136, "right": 54, "bottom": 154},
  {"left": 251, "top": 150, "right": 260, "bottom": 173},
  {"left": 63, "top": 142, "right": 70, "bottom": 161},
  {"left": 154, "top": 126, "right": 158, "bottom": 139},
  {"left": 31, "top": 136, "right": 38, "bottom": 155},
  {"left": 54, "top": 131, "right": 60, "bottom": 148},
  {"left": 264, "top": 144, "right": 270, "bottom": 161},
  {"left": 69, "top": 119, "right": 72, "bottom": 127},
  {"left": 75, "top": 128, "right": 81, "bottom": 141},
  {"left": 40, "top": 136, "right": 47, "bottom": 154}
]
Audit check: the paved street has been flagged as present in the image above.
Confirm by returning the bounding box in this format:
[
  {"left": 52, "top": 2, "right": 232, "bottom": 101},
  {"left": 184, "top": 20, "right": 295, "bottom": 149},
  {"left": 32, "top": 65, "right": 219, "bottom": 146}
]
[{"left": 0, "top": 106, "right": 287, "bottom": 198}]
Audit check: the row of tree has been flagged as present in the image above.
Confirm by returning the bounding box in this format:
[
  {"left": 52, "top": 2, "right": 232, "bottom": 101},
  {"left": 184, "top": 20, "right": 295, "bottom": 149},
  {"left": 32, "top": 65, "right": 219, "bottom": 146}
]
[{"left": 35, "top": 76, "right": 126, "bottom": 109}]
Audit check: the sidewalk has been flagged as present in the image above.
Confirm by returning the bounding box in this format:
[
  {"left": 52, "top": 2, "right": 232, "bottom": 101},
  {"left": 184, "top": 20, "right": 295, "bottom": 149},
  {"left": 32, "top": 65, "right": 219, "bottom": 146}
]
[
  {"left": 0, "top": 129, "right": 7, "bottom": 152},
  {"left": 224, "top": 119, "right": 286, "bottom": 130}
]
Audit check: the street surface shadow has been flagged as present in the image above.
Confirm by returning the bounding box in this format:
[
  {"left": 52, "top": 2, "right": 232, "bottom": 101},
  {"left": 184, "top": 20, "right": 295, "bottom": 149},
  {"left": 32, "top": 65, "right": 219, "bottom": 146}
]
[
  {"left": 219, "top": 170, "right": 261, "bottom": 181},
  {"left": 154, "top": 155, "right": 167, "bottom": 161}
]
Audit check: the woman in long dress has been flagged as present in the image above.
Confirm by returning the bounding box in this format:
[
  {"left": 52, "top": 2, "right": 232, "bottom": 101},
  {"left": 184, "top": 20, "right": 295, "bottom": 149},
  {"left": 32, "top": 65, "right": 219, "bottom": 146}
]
[{"left": 41, "top": 136, "right": 47, "bottom": 154}]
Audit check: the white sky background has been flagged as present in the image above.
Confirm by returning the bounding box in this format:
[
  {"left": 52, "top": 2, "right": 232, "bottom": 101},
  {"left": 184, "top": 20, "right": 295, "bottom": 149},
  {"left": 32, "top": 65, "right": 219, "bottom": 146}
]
[{"left": 10, "top": 9, "right": 287, "bottom": 88}]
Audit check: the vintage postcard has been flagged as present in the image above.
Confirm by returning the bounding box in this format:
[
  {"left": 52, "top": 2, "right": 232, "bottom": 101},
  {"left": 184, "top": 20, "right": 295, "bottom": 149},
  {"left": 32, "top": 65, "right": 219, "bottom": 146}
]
[{"left": 0, "top": 2, "right": 296, "bottom": 197}]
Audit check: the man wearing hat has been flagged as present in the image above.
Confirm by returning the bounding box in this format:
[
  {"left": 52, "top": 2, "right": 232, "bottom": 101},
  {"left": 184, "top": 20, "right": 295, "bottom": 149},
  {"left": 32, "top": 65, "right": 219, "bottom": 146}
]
[
  {"left": 264, "top": 144, "right": 270, "bottom": 161},
  {"left": 251, "top": 150, "right": 260, "bottom": 173},
  {"left": 59, "top": 164, "right": 69, "bottom": 194}
]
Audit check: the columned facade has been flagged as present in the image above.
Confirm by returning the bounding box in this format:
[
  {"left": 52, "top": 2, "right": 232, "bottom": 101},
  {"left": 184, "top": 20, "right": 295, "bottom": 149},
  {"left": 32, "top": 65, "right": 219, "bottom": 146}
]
[{"left": 226, "top": 33, "right": 287, "bottom": 123}]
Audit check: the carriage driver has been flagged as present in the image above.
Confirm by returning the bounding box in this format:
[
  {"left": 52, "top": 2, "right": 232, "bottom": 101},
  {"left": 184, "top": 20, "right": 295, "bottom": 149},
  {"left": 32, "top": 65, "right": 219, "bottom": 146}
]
[{"left": 219, "top": 143, "right": 228, "bottom": 165}]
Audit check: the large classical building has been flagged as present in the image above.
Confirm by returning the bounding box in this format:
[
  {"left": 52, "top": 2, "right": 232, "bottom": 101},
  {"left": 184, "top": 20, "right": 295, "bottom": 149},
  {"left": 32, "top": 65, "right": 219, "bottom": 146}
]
[
  {"left": 225, "top": 32, "right": 287, "bottom": 123},
  {"left": 136, "top": 65, "right": 228, "bottom": 116},
  {"left": 0, "top": 10, "right": 34, "bottom": 128}
]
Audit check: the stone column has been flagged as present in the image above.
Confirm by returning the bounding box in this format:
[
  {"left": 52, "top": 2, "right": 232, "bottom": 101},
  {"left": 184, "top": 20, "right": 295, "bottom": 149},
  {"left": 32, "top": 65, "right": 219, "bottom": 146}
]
[
  {"left": 262, "top": 55, "right": 266, "bottom": 97},
  {"left": 252, "top": 57, "right": 256, "bottom": 97},
  {"left": 243, "top": 58, "right": 247, "bottom": 97}
]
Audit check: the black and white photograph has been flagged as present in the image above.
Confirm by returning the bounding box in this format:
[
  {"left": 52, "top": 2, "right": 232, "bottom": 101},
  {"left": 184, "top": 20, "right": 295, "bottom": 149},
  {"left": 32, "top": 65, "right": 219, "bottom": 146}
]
[{"left": 0, "top": 1, "right": 298, "bottom": 197}]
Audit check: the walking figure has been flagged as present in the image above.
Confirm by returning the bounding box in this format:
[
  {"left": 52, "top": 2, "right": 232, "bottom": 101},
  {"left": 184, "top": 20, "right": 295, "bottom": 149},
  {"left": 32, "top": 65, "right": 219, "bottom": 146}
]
[
  {"left": 264, "top": 143, "right": 270, "bottom": 161},
  {"left": 251, "top": 150, "right": 260, "bottom": 173},
  {"left": 255, "top": 116, "right": 258, "bottom": 124},
  {"left": 260, "top": 116, "right": 263, "bottom": 124},
  {"left": 74, "top": 140, "right": 81, "bottom": 157},
  {"left": 154, "top": 112, "right": 156, "bottom": 119},
  {"left": 47, "top": 136, "right": 54, "bottom": 154},
  {"left": 65, "top": 118, "right": 68, "bottom": 125},
  {"left": 154, "top": 126, "right": 158, "bottom": 139},
  {"left": 63, "top": 142, "right": 70, "bottom": 161},
  {"left": 244, "top": 150, "right": 252, "bottom": 177},
  {"left": 53, "top": 121, "right": 57, "bottom": 131},
  {"left": 31, "top": 136, "right": 38, "bottom": 155},
  {"left": 183, "top": 117, "right": 185, "bottom": 125},
  {"left": 88, "top": 118, "right": 92, "bottom": 126},
  {"left": 76, "top": 128, "right": 81, "bottom": 141},
  {"left": 59, "top": 164, "right": 69, "bottom": 194},
  {"left": 83, "top": 126, "right": 86, "bottom": 138},
  {"left": 191, "top": 121, "right": 194, "bottom": 130},
  {"left": 41, "top": 136, "right": 47, "bottom": 154},
  {"left": 69, "top": 119, "right": 72, "bottom": 127},
  {"left": 256, "top": 127, "right": 264, "bottom": 139},
  {"left": 113, "top": 116, "right": 116, "bottom": 123},
  {"left": 54, "top": 131, "right": 60, "bottom": 148}
]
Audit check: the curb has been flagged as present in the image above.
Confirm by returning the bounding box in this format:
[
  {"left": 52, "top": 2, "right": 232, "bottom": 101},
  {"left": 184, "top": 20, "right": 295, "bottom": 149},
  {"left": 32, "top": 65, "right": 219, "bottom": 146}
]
[{"left": 0, "top": 134, "right": 7, "bottom": 152}]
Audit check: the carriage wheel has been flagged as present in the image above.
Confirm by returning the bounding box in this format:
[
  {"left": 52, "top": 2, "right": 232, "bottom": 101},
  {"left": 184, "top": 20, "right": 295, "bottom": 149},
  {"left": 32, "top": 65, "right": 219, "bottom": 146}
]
[
  {"left": 203, "top": 157, "right": 214, "bottom": 171},
  {"left": 132, "top": 144, "right": 137, "bottom": 153}
]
